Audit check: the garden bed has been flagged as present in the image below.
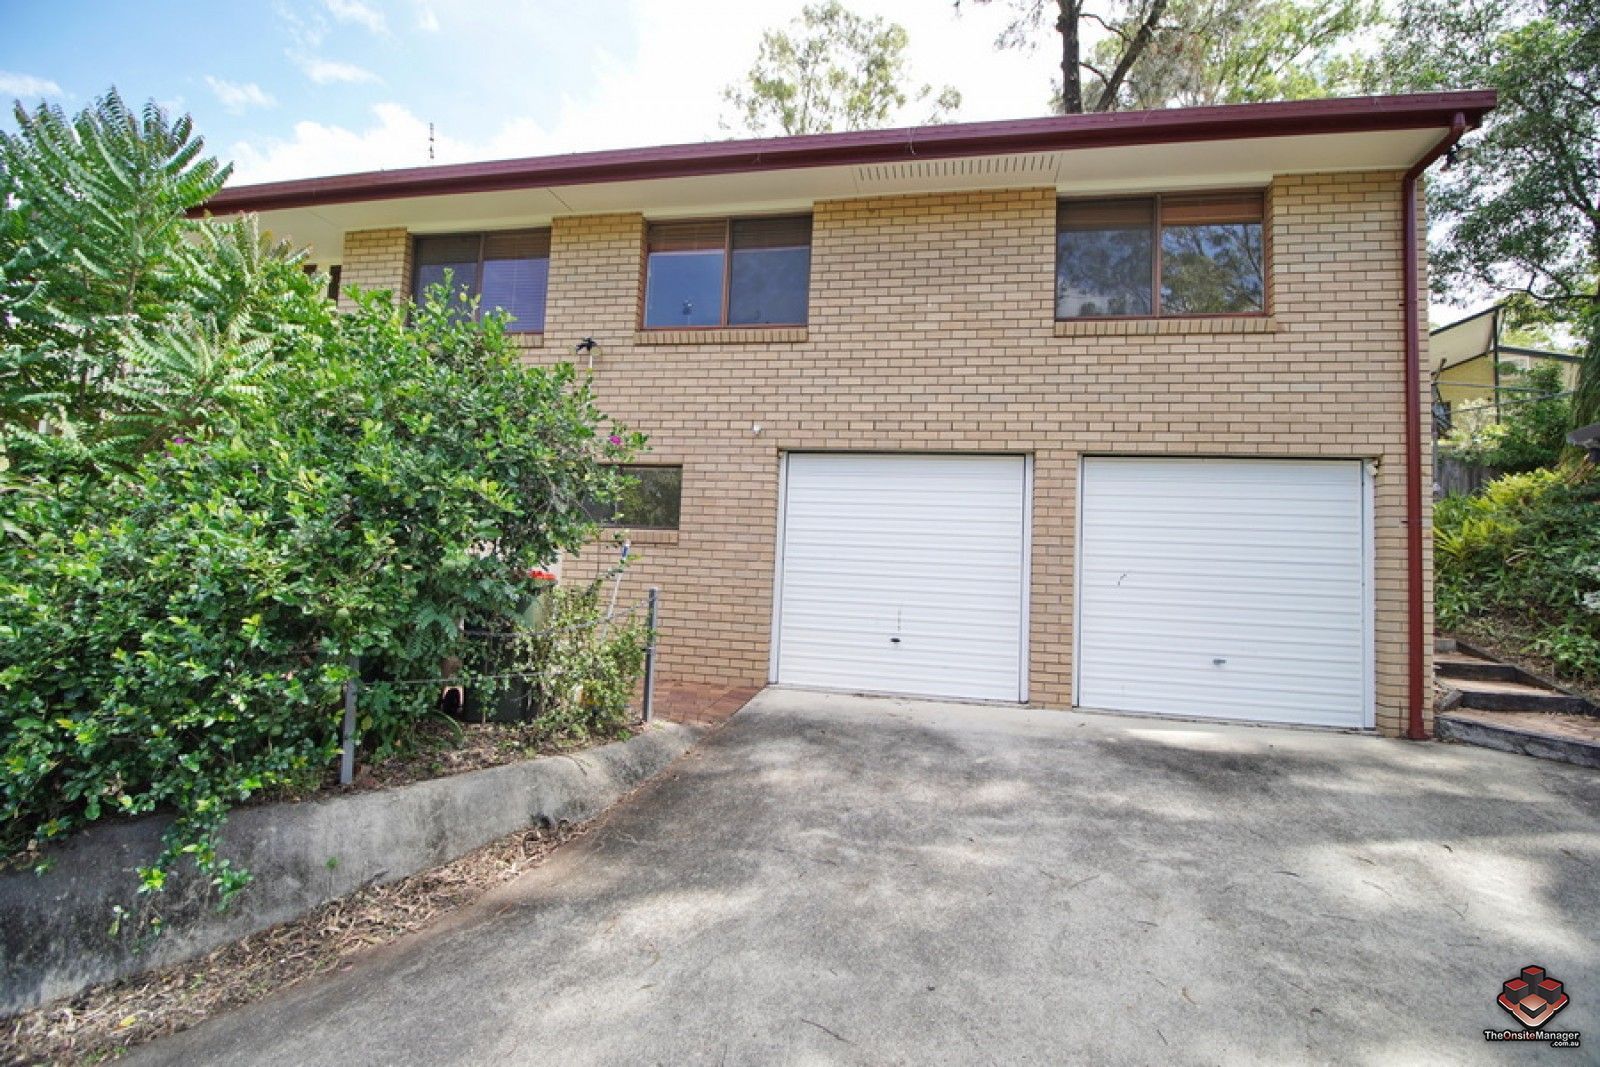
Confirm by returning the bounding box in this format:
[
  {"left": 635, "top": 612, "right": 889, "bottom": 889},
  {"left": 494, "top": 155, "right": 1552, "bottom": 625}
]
[{"left": 307, "top": 717, "right": 645, "bottom": 796}]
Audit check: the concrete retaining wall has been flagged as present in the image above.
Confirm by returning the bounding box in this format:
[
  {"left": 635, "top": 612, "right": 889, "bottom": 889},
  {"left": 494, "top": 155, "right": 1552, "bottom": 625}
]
[{"left": 0, "top": 723, "right": 697, "bottom": 1016}]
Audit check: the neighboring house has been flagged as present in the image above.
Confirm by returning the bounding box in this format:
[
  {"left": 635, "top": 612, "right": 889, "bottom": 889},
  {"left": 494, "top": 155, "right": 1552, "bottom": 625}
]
[
  {"left": 1431, "top": 302, "right": 1582, "bottom": 434},
  {"left": 204, "top": 91, "right": 1496, "bottom": 740}
]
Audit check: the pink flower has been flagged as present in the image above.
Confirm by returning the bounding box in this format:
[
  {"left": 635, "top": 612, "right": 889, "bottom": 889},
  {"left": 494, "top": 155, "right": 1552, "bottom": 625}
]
[{"left": 608, "top": 434, "right": 623, "bottom": 446}]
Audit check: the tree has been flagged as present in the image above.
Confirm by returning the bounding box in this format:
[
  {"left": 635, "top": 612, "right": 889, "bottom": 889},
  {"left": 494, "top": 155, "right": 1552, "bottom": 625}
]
[
  {"left": 963, "top": 0, "right": 1382, "bottom": 113},
  {"left": 1384, "top": 0, "right": 1599, "bottom": 426},
  {"left": 0, "top": 89, "right": 303, "bottom": 479},
  {"left": 721, "top": 2, "right": 961, "bottom": 136}
]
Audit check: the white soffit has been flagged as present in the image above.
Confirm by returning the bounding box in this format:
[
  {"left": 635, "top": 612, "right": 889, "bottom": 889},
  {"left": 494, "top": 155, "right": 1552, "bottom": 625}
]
[
  {"left": 256, "top": 125, "right": 1447, "bottom": 263},
  {"left": 1431, "top": 309, "right": 1498, "bottom": 372}
]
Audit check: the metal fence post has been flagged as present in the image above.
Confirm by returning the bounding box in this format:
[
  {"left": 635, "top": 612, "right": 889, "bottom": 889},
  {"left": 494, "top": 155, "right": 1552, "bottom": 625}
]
[
  {"left": 340, "top": 655, "right": 359, "bottom": 786},
  {"left": 642, "top": 587, "right": 659, "bottom": 723}
]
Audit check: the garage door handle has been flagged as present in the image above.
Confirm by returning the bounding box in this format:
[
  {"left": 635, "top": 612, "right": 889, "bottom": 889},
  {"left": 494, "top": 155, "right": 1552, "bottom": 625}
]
[{"left": 890, "top": 637, "right": 901, "bottom": 644}]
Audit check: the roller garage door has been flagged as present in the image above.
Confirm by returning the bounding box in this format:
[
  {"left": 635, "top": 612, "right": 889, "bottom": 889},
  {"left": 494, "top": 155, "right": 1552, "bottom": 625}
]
[
  {"left": 1076, "top": 458, "right": 1371, "bottom": 728},
  {"left": 773, "top": 453, "right": 1029, "bottom": 701}
]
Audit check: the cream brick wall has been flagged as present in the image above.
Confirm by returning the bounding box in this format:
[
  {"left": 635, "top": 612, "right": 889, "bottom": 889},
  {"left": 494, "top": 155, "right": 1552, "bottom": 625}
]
[{"left": 340, "top": 171, "right": 1433, "bottom": 736}]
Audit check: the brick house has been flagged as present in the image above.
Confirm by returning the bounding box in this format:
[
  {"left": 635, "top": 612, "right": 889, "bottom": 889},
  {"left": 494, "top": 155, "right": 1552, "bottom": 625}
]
[{"left": 205, "top": 92, "right": 1496, "bottom": 739}]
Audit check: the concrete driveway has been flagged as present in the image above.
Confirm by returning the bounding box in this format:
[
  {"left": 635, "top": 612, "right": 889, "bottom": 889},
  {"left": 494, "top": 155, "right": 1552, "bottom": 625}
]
[{"left": 134, "top": 689, "right": 1600, "bottom": 1065}]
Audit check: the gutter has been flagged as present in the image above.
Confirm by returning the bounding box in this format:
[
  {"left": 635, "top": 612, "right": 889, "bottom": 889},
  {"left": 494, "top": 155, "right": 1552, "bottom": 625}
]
[
  {"left": 197, "top": 91, "right": 1497, "bottom": 217},
  {"left": 1401, "top": 111, "right": 1470, "bottom": 740}
]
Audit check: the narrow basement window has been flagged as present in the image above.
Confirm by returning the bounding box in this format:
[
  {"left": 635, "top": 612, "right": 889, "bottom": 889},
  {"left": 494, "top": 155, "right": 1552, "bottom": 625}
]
[{"left": 584, "top": 466, "right": 683, "bottom": 530}]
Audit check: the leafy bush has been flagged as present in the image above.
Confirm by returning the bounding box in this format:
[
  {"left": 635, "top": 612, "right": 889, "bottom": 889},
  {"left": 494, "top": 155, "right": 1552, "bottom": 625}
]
[
  {"left": 0, "top": 88, "right": 650, "bottom": 903},
  {"left": 1439, "top": 361, "right": 1572, "bottom": 473},
  {"left": 0, "top": 284, "right": 639, "bottom": 900},
  {"left": 467, "top": 581, "right": 652, "bottom": 742},
  {"left": 1434, "top": 464, "right": 1600, "bottom": 680}
]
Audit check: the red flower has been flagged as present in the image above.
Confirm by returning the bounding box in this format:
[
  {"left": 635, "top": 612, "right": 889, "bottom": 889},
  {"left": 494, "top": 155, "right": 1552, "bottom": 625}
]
[{"left": 527, "top": 568, "right": 558, "bottom": 582}]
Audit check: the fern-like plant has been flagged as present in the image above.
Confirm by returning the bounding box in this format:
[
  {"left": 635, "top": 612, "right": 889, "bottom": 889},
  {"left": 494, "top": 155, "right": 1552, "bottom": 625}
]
[{"left": 0, "top": 88, "right": 318, "bottom": 479}]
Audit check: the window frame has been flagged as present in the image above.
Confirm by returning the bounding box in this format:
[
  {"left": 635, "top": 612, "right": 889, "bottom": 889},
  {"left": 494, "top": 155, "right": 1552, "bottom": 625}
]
[
  {"left": 587, "top": 464, "right": 684, "bottom": 531},
  {"left": 410, "top": 228, "right": 551, "bottom": 335},
  {"left": 1054, "top": 190, "right": 1268, "bottom": 322},
  {"left": 639, "top": 215, "right": 812, "bottom": 331}
]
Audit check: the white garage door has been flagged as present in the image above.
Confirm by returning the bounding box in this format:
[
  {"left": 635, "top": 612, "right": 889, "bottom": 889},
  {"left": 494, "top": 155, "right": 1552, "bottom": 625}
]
[
  {"left": 774, "top": 453, "right": 1029, "bottom": 701},
  {"left": 1077, "top": 458, "right": 1371, "bottom": 728}
]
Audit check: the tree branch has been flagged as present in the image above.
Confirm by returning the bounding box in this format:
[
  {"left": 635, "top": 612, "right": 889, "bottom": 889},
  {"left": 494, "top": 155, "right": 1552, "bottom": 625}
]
[{"left": 1091, "top": 0, "right": 1170, "bottom": 112}]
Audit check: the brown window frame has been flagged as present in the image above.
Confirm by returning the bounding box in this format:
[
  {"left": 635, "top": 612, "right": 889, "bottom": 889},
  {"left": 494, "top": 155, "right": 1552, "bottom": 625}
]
[
  {"left": 411, "top": 229, "right": 551, "bottom": 334},
  {"left": 1055, "top": 190, "right": 1267, "bottom": 321},
  {"left": 640, "top": 215, "right": 812, "bottom": 331}
]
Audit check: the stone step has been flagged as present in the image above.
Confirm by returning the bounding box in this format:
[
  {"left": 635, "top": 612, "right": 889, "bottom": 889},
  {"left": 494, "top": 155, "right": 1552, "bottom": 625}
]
[
  {"left": 1436, "top": 710, "right": 1600, "bottom": 770},
  {"left": 1452, "top": 677, "right": 1596, "bottom": 716},
  {"left": 1435, "top": 652, "right": 1522, "bottom": 683}
]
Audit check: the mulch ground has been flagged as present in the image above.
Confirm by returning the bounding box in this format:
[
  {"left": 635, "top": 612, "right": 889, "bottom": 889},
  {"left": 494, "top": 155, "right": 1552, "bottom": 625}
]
[{"left": 1, "top": 814, "right": 590, "bottom": 1066}]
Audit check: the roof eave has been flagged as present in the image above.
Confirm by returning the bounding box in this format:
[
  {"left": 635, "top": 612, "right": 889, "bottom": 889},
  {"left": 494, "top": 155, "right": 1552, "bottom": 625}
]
[{"left": 199, "top": 91, "right": 1497, "bottom": 217}]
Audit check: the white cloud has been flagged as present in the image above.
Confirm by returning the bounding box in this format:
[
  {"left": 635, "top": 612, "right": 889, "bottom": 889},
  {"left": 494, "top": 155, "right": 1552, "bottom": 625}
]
[
  {"left": 205, "top": 76, "right": 276, "bottom": 113},
  {"left": 293, "top": 56, "right": 381, "bottom": 85},
  {"left": 324, "top": 0, "right": 386, "bottom": 34},
  {"left": 415, "top": 3, "right": 439, "bottom": 32},
  {"left": 231, "top": 103, "right": 454, "bottom": 181},
  {"left": 231, "top": 0, "right": 1064, "bottom": 183},
  {"left": 0, "top": 71, "right": 64, "bottom": 98}
]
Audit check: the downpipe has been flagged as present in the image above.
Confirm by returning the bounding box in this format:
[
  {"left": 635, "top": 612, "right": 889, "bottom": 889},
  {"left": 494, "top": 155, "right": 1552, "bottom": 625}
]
[{"left": 1402, "top": 112, "right": 1468, "bottom": 740}]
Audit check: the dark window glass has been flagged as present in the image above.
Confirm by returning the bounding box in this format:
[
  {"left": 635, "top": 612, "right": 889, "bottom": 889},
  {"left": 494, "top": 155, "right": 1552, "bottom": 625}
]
[
  {"left": 729, "top": 217, "right": 811, "bottom": 325},
  {"left": 414, "top": 235, "right": 480, "bottom": 312},
  {"left": 643, "top": 217, "right": 810, "bottom": 328},
  {"left": 1159, "top": 213, "right": 1263, "bottom": 315},
  {"left": 1056, "top": 200, "right": 1154, "bottom": 318},
  {"left": 327, "top": 264, "right": 342, "bottom": 302},
  {"left": 644, "top": 250, "right": 725, "bottom": 327},
  {"left": 584, "top": 466, "right": 682, "bottom": 530},
  {"left": 1056, "top": 193, "right": 1266, "bottom": 318},
  {"left": 412, "top": 231, "right": 549, "bottom": 332}
]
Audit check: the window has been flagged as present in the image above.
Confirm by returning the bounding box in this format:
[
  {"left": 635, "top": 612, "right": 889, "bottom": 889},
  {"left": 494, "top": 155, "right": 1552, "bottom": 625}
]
[
  {"left": 412, "top": 230, "right": 550, "bottom": 333},
  {"left": 1056, "top": 192, "right": 1265, "bottom": 319},
  {"left": 584, "top": 466, "right": 682, "bottom": 530},
  {"left": 643, "top": 216, "right": 811, "bottom": 329}
]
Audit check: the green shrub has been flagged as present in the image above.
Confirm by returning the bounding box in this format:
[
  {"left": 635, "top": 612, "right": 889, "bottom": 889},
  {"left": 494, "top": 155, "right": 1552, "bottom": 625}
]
[
  {"left": 468, "top": 581, "right": 652, "bottom": 742},
  {"left": 1439, "top": 362, "right": 1573, "bottom": 473},
  {"left": 0, "top": 288, "right": 639, "bottom": 900},
  {"left": 1434, "top": 463, "right": 1600, "bottom": 679}
]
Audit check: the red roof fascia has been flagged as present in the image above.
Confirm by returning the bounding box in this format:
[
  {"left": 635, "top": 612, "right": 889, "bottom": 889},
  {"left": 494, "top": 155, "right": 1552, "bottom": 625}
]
[{"left": 198, "top": 91, "right": 1496, "bottom": 216}]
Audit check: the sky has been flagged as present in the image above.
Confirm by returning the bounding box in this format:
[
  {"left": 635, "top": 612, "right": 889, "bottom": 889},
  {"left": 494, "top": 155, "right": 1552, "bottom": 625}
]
[
  {"left": 1, "top": 0, "right": 1487, "bottom": 323},
  {"left": 0, "top": 0, "right": 1065, "bottom": 183}
]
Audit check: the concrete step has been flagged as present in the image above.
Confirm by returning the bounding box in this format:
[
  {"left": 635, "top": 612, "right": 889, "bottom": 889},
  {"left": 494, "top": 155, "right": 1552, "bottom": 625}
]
[
  {"left": 1436, "top": 710, "right": 1600, "bottom": 770},
  {"left": 1435, "top": 652, "right": 1522, "bottom": 683}
]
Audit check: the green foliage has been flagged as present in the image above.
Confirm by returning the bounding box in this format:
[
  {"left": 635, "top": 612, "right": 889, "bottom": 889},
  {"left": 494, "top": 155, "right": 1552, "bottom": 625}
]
[
  {"left": 968, "top": 0, "right": 1382, "bottom": 114},
  {"left": 1439, "top": 361, "right": 1573, "bottom": 472},
  {"left": 0, "top": 89, "right": 305, "bottom": 480},
  {"left": 1434, "top": 466, "right": 1600, "bottom": 679},
  {"left": 488, "top": 582, "right": 652, "bottom": 742},
  {"left": 1088, "top": 0, "right": 1383, "bottom": 110},
  {"left": 1385, "top": 0, "right": 1599, "bottom": 415},
  {"left": 721, "top": 2, "right": 960, "bottom": 136},
  {"left": 0, "top": 278, "right": 640, "bottom": 903}
]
